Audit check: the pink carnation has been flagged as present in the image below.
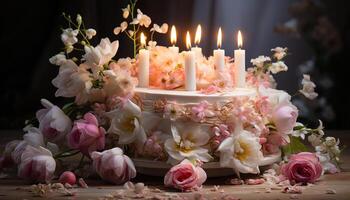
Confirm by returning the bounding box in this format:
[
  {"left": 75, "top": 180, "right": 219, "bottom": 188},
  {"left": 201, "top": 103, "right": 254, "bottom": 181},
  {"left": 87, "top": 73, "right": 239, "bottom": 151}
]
[
  {"left": 67, "top": 113, "right": 105, "bottom": 156},
  {"left": 164, "top": 159, "right": 207, "bottom": 191},
  {"left": 281, "top": 152, "right": 323, "bottom": 184}
]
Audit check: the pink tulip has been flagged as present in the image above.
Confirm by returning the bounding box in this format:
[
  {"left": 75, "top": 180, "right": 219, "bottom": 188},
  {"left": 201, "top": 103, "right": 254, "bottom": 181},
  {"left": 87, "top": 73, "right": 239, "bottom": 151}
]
[
  {"left": 18, "top": 146, "right": 56, "bottom": 183},
  {"left": 59, "top": 171, "right": 76, "bottom": 185},
  {"left": 164, "top": 159, "right": 207, "bottom": 191},
  {"left": 91, "top": 147, "right": 136, "bottom": 184},
  {"left": 67, "top": 113, "right": 105, "bottom": 156},
  {"left": 272, "top": 104, "right": 298, "bottom": 134},
  {"left": 281, "top": 152, "right": 322, "bottom": 184}
]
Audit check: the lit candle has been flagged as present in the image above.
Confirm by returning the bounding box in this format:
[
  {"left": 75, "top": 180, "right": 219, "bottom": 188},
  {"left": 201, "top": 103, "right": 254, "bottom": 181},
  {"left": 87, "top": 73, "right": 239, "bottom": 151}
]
[
  {"left": 191, "top": 24, "right": 202, "bottom": 57},
  {"left": 169, "top": 25, "right": 179, "bottom": 53},
  {"left": 138, "top": 32, "right": 149, "bottom": 88},
  {"left": 234, "top": 30, "right": 246, "bottom": 88},
  {"left": 213, "top": 27, "right": 225, "bottom": 72},
  {"left": 185, "top": 31, "right": 196, "bottom": 91}
]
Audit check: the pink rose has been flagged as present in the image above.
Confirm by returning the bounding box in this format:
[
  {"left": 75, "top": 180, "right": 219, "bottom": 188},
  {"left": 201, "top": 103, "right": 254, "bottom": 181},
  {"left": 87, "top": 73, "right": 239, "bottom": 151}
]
[
  {"left": 281, "top": 152, "right": 322, "bottom": 184},
  {"left": 67, "top": 113, "right": 105, "bottom": 156},
  {"left": 36, "top": 99, "right": 72, "bottom": 143},
  {"left": 164, "top": 159, "right": 207, "bottom": 191},
  {"left": 91, "top": 147, "right": 136, "bottom": 184},
  {"left": 18, "top": 146, "right": 56, "bottom": 183},
  {"left": 272, "top": 104, "right": 298, "bottom": 134}
]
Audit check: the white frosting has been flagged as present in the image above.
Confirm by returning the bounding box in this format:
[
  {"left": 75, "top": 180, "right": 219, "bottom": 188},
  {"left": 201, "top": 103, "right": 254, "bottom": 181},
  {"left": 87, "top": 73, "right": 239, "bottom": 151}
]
[{"left": 134, "top": 87, "right": 256, "bottom": 104}]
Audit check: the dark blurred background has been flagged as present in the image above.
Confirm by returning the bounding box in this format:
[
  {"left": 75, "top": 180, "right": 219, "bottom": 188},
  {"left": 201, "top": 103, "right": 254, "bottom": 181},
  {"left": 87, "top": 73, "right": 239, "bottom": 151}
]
[{"left": 1, "top": 0, "right": 349, "bottom": 130}]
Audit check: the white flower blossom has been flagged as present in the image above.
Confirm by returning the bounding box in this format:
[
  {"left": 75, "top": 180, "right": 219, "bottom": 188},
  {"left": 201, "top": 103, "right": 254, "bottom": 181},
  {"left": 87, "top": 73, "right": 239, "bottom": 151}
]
[
  {"left": 217, "top": 123, "right": 263, "bottom": 174},
  {"left": 85, "top": 28, "right": 96, "bottom": 39},
  {"left": 291, "top": 122, "right": 307, "bottom": 139},
  {"left": 250, "top": 56, "right": 271, "bottom": 68},
  {"left": 270, "top": 61, "right": 288, "bottom": 74},
  {"left": 61, "top": 28, "right": 79, "bottom": 46},
  {"left": 52, "top": 60, "right": 93, "bottom": 105},
  {"left": 164, "top": 123, "right": 212, "bottom": 164},
  {"left": 271, "top": 47, "right": 287, "bottom": 60},
  {"left": 122, "top": 5, "right": 130, "bottom": 19},
  {"left": 150, "top": 23, "right": 168, "bottom": 33},
  {"left": 130, "top": 9, "right": 151, "bottom": 27},
  {"left": 106, "top": 100, "right": 146, "bottom": 146},
  {"left": 49, "top": 53, "right": 66, "bottom": 66},
  {"left": 83, "top": 38, "right": 119, "bottom": 69},
  {"left": 299, "top": 74, "right": 318, "bottom": 100},
  {"left": 113, "top": 22, "right": 128, "bottom": 36}
]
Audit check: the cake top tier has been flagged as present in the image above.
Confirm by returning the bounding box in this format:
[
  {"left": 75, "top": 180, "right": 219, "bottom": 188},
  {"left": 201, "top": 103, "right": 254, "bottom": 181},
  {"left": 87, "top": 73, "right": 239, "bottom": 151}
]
[{"left": 135, "top": 87, "right": 256, "bottom": 103}]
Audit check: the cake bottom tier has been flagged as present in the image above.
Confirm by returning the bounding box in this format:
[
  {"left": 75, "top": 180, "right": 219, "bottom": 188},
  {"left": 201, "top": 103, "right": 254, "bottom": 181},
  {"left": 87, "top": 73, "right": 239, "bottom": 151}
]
[{"left": 133, "top": 151, "right": 281, "bottom": 177}]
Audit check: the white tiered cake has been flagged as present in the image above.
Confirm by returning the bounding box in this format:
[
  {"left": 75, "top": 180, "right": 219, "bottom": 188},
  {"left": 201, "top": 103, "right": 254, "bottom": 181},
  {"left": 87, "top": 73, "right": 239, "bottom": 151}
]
[{"left": 132, "top": 88, "right": 281, "bottom": 177}]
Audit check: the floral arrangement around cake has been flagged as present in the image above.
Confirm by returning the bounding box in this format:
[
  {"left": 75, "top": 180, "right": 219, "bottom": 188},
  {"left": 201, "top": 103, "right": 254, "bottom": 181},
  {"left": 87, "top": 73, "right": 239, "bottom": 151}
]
[{"left": 0, "top": 0, "right": 343, "bottom": 192}]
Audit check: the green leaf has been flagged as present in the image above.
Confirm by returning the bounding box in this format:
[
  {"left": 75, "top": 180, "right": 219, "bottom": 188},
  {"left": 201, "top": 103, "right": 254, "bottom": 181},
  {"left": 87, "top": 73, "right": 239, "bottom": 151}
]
[{"left": 282, "top": 136, "right": 309, "bottom": 156}]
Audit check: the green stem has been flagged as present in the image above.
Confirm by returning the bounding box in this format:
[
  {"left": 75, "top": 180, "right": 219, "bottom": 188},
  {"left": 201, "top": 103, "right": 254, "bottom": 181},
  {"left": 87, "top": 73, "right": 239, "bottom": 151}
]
[{"left": 54, "top": 150, "right": 80, "bottom": 159}]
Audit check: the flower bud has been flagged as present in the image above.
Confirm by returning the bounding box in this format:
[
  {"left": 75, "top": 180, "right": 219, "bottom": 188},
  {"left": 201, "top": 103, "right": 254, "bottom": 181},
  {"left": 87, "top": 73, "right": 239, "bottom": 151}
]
[{"left": 76, "top": 14, "right": 82, "bottom": 25}]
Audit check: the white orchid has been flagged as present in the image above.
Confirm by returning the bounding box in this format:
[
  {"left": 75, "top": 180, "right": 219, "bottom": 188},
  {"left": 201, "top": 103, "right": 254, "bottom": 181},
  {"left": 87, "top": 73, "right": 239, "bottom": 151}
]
[
  {"left": 122, "top": 5, "right": 130, "bottom": 19},
  {"left": 106, "top": 100, "right": 146, "bottom": 146},
  {"left": 85, "top": 28, "right": 96, "bottom": 39},
  {"left": 83, "top": 38, "right": 119, "bottom": 67},
  {"left": 49, "top": 53, "right": 67, "bottom": 66},
  {"left": 113, "top": 22, "right": 128, "bottom": 36},
  {"left": 271, "top": 47, "right": 287, "bottom": 60},
  {"left": 61, "top": 28, "right": 79, "bottom": 46},
  {"left": 217, "top": 123, "right": 263, "bottom": 174},
  {"left": 299, "top": 74, "right": 318, "bottom": 100},
  {"left": 150, "top": 23, "right": 168, "bottom": 33},
  {"left": 52, "top": 60, "right": 93, "bottom": 105},
  {"left": 130, "top": 9, "right": 151, "bottom": 27},
  {"left": 270, "top": 61, "right": 288, "bottom": 74},
  {"left": 250, "top": 56, "right": 271, "bottom": 68},
  {"left": 164, "top": 123, "right": 212, "bottom": 164}
]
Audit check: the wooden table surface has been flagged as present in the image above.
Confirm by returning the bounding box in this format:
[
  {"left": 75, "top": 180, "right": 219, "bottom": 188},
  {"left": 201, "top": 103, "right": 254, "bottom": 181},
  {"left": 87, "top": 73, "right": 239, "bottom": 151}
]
[{"left": 0, "top": 130, "right": 349, "bottom": 200}]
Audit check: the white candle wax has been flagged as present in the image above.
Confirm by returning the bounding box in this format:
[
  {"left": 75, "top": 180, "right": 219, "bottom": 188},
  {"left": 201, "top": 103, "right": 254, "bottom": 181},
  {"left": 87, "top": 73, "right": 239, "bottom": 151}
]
[
  {"left": 185, "top": 51, "right": 196, "bottom": 91},
  {"left": 138, "top": 49, "right": 149, "bottom": 87},
  {"left": 234, "top": 49, "right": 245, "bottom": 87},
  {"left": 169, "top": 46, "right": 179, "bottom": 54},
  {"left": 214, "top": 49, "right": 225, "bottom": 72},
  {"left": 191, "top": 47, "right": 202, "bottom": 57}
]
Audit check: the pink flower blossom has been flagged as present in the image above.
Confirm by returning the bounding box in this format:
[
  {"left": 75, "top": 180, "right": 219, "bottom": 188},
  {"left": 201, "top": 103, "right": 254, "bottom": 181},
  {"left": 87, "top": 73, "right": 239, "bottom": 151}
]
[
  {"left": 261, "top": 132, "right": 288, "bottom": 154},
  {"left": 200, "top": 85, "right": 220, "bottom": 94},
  {"left": 18, "top": 146, "right": 56, "bottom": 183},
  {"left": 211, "top": 124, "right": 231, "bottom": 149},
  {"left": 191, "top": 101, "right": 214, "bottom": 122},
  {"left": 59, "top": 171, "right": 76, "bottom": 185},
  {"left": 272, "top": 104, "right": 298, "bottom": 134},
  {"left": 67, "top": 113, "right": 105, "bottom": 156},
  {"left": 143, "top": 131, "right": 166, "bottom": 159},
  {"left": 0, "top": 140, "right": 20, "bottom": 169},
  {"left": 281, "top": 152, "right": 322, "bottom": 184},
  {"left": 36, "top": 99, "right": 72, "bottom": 143},
  {"left": 91, "top": 147, "right": 136, "bottom": 184},
  {"left": 164, "top": 159, "right": 207, "bottom": 191}
]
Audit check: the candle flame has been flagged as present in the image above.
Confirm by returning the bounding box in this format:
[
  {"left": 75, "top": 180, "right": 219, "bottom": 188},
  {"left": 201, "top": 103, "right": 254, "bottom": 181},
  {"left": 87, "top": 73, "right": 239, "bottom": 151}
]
[
  {"left": 194, "top": 24, "right": 201, "bottom": 45},
  {"left": 217, "top": 27, "right": 222, "bottom": 48},
  {"left": 186, "top": 31, "right": 191, "bottom": 49},
  {"left": 237, "top": 30, "right": 243, "bottom": 48},
  {"left": 140, "top": 32, "right": 146, "bottom": 47},
  {"left": 171, "top": 25, "right": 177, "bottom": 45}
]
